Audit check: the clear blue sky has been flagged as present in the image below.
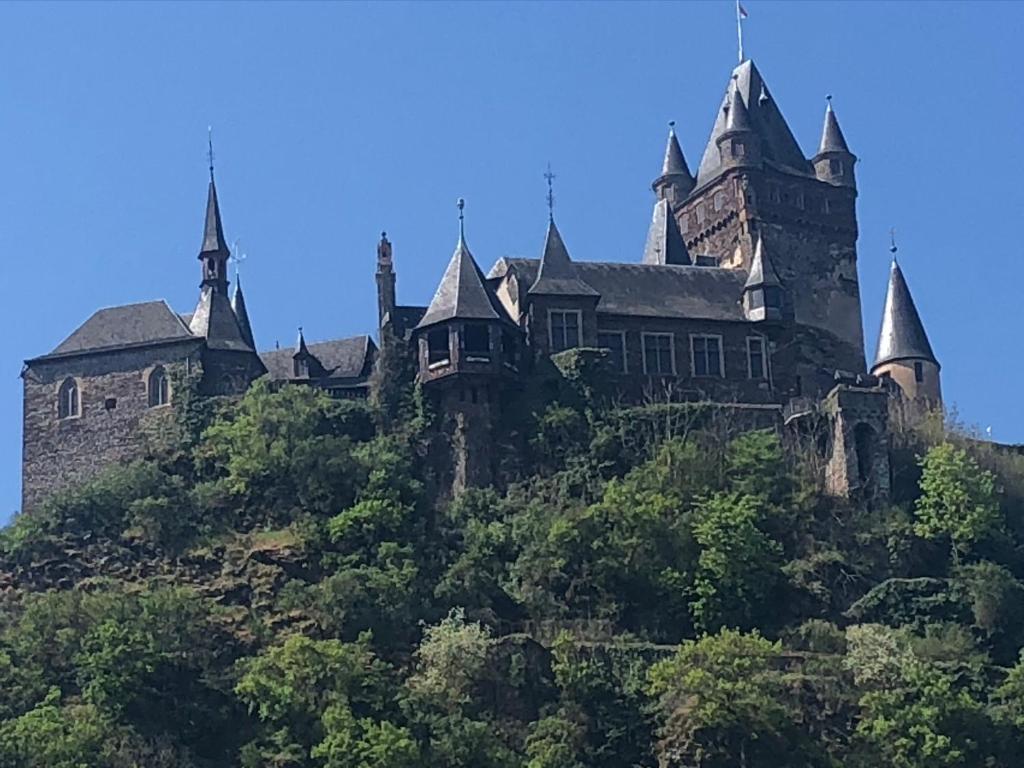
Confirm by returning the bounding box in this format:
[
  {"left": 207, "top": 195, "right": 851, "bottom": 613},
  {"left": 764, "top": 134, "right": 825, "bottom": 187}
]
[{"left": 1, "top": 1, "right": 1021, "bottom": 520}]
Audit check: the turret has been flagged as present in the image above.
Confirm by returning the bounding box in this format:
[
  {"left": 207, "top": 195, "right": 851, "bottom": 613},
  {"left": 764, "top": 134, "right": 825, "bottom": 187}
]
[
  {"left": 292, "top": 327, "right": 324, "bottom": 379},
  {"left": 652, "top": 122, "right": 695, "bottom": 203},
  {"left": 870, "top": 259, "right": 941, "bottom": 406},
  {"left": 198, "top": 176, "right": 231, "bottom": 295},
  {"left": 376, "top": 231, "right": 397, "bottom": 329},
  {"left": 812, "top": 98, "right": 857, "bottom": 189},
  {"left": 231, "top": 276, "right": 256, "bottom": 349},
  {"left": 742, "top": 235, "right": 783, "bottom": 322},
  {"left": 716, "top": 81, "right": 760, "bottom": 170}
]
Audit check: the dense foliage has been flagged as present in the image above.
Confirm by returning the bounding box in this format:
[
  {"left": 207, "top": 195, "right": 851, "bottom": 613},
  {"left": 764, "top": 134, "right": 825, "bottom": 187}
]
[{"left": 3, "top": 369, "right": 1024, "bottom": 767}]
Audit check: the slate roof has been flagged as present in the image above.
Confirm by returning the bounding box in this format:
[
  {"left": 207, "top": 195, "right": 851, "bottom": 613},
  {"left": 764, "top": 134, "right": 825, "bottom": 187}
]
[
  {"left": 873, "top": 261, "right": 937, "bottom": 368},
  {"left": 260, "top": 335, "right": 376, "bottom": 382},
  {"left": 417, "top": 235, "right": 503, "bottom": 329},
  {"left": 643, "top": 198, "right": 691, "bottom": 266},
  {"left": 744, "top": 236, "right": 781, "bottom": 289},
  {"left": 201, "top": 180, "right": 229, "bottom": 254},
  {"left": 44, "top": 300, "right": 195, "bottom": 358},
  {"left": 528, "top": 219, "right": 599, "bottom": 297},
  {"left": 817, "top": 101, "right": 851, "bottom": 155},
  {"left": 696, "top": 60, "right": 813, "bottom": 188},
  {"left": 661, "top": 126, "right": 693, "bottom": 180},
  {"left": 189, "top": 287, "right": 255, "bottom": 352},
  {"left": 491, "top": 258, "right": 746, "bottom": 321},
  {"left": 232, "top": 278, "right": 256, "bottom": 349}
]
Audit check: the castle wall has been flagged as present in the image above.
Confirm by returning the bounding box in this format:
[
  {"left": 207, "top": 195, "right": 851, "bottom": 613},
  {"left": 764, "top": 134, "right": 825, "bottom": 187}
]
[{"left": 21, "top": 341, "right": 203, "bottom": 511}]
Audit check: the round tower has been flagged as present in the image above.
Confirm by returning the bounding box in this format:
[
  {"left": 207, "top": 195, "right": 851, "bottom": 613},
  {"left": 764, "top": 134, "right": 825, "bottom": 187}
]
[
  {"left": 716, "top": 81, "right": 761, "bottom": 170},
  {"left": 870, "top": 259, "right": 941, "bottom": 406},
  {"left": 812, "top": 98, "right": 857, "bottom": 189},
  {"left": 652, "top": 122, "right": 695, "bottom": 203}
]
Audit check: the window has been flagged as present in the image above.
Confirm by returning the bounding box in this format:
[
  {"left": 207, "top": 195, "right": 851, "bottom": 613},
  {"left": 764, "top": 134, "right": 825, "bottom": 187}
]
[
  {"left": 696, "top": 204, "right": 706, "bottom": 224},
  {"left": 691, "top": 335, "right": 723, "bottom": 377},
  {"left": 642, "top": 333, "right": 674, "bottom": 375},
  {"left": 293, "top": 357, "right": 309, "bottom": 378},
  {"left": 598, "top": 331, "right": 627, "bottom": 373},
  {"left": 501, "top": 330, "right": 518, "bottom": 369},
  {"left": 463, "top": 323, "right": 490, "bottom": 360},
  {"left": 914, "top": 361, "right": 924, "bottom": 383},
  {"left": 730, "top": 138, "right": 745, "bottom": 157},
  {"left": 104, "top": 397, "right": 117, "bottom": 411},
  {"left": 147, "top": 366, "right": 169, "bottom": 407},
  {"left": 427, "top": 327, "right": 450, "bottom": 366},
  {"left": 829, "top": 158, "right": 844, "bottom": 176},
  {"left": 764, "top": 285, "right": 782, "bottom": 310},
  {"left": 549, "top": 310, "right": 581, "bottom": 352},
  {"left": 714, "top": 191, "right": 726, "bottom": 212},
  {"left": 747, "top": 337, "right": 767, "bottom": 379},
  {"left": 58, "top": 378, "right": 79, "bottom": 419}
]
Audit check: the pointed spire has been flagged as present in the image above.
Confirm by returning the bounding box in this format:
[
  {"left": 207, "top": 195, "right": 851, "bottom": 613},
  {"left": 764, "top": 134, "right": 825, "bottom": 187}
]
[
  {"left": 724, "top": 80, "right": 753, "bottom": 133},
  {"left": 416, "top": 200, "right": 502, "bottom": 329},
  {"left": 295, "top": 327, "right": 309, "bottom": 357},
  {"left": 662, "top": 122, "right": 691, "bottom": 177},
  {"left": 873, "top": 260, "right": 937, "bottom": 369},
  {"left": 200, "top": 179, "right": 230, "bottom": 255},
  {"left": 744, "top": 235, "right": 781, "bottom": 289},
  {"left": 529, "top": 219, "right": 599, "bottom": 296},
  {"left": 231, "top": 276, "right": 255, "bottom": 349},
  {"left": 818, "top": 97, "right": 851, "bottom": 155},
  {"left": 653, "top": 122, "right": 695, "bottom": 201},
  {"left": 643, "top": 198, "right": 691, "bottom": 266}
]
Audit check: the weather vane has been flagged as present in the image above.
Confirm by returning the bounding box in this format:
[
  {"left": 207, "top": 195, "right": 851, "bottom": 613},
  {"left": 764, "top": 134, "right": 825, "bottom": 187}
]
[
  {"left": 889, "top": 228, "right": 898, "bottom": 258},
  {"left": 207, "top": 126, "right": 215, "bottom": 182},
  {"left": 544, "top": 163, "right": 556, "bottom": 221},
  {"left": 230, "top": 239, "right": 247, "bottom": 281},
  {"left": 457, "top": 197, "right": 465, "bottom": 240}
]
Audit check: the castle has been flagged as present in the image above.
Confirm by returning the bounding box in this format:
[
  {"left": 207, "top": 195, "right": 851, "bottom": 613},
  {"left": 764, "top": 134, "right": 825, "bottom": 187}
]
[{"left": 21, "top": 57, "right": 941, "bottom": 510}]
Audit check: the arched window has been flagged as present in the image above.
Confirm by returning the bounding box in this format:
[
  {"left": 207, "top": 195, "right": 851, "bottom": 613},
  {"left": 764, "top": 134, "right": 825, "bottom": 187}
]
[
  {"left": 58, "top": 378, "right": 79, "bottom": 419},
  {"left": 854, "top": 423, "right": 876, "bottom": 484},
  {"left": 148, "top": 366, "right": 169, "bottom": 407}
]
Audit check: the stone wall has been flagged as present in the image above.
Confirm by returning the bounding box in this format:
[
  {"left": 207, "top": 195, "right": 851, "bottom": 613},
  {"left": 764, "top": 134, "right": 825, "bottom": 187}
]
[
  {"left": 822, "top": 383, "right": 891, "bottom": 500},
  {"left": 21, "top": 340, "right": 203, "bottom": 511}
]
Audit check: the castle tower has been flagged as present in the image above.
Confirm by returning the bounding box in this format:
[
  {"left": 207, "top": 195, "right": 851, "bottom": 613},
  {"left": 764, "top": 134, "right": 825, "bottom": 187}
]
[
  {"left": 652, "top": 122, "right": 695, "bottom": 203},
  {"left": 870, "top": 259, "right": 941, "bottom": 406},
  {"left": 376, "top": 231, "right": 397, "bottom": 330},
  {"left": 812, "top": 99, "right": 857, "bottom": 189},
  {"left": 673, "top": 59, "right": 866, "bottom": 379}
]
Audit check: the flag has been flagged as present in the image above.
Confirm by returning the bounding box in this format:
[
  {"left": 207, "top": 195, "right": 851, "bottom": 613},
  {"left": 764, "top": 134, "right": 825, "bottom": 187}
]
[{"left": 738, "top": 2, "right": 749, "bottom": 18}]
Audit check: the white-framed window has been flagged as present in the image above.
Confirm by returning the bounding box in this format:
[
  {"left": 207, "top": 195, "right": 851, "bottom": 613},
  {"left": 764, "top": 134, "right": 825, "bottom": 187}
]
[
  {"left": 57, "top": 377, "right": 80, "bottom": 419},
  {"left": 549, "top": 310, "right": 581, "bottom": 352},
  {"left": 642, "top": 333, "right": 675, "bottom": 375},
  {"left": 690, "top": 334, "right": 724, "bottom": 377},
  {"left": 746, "top": 336, "right": 767, "bottom": 380},
  {"left": 597, "top": 330, "right": 627, "bottom": 373},
  {"left": 147, "top": 366, "right": 170, "bottom": 407}
]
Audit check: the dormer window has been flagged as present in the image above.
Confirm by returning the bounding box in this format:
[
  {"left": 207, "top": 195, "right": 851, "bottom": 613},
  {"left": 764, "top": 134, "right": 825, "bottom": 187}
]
[
  {"left": 427, "top": 327, "right": 450, "bottom": 366},
  {"left": 549, "top": 310, "right": 581, "bottom": 353},
  {"left": 147, "top": 366, "right": 170, "bottom": 407},
  {"left": 463, "top": 323, "right": 491, "bottom": 361},
  {"left": 293, "top": 357, "right": 309, "bottom": 378},
  {"left": 58, "top": 378, "right": 80, "bottom": 419}
]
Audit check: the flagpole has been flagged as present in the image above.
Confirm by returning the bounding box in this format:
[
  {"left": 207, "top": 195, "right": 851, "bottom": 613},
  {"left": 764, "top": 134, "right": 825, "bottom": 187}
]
[{"left": 736, "top": 0, "right": 744, "bottom": 63}]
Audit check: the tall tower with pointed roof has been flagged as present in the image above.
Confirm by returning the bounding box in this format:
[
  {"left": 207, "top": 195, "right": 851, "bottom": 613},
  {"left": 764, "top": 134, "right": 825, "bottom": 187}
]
[
  {"left": 870, "top": 259, "right": 941, "bottom": 406},
  {"left": 663, "top": 59, "right": 866, "bottom": 389}
]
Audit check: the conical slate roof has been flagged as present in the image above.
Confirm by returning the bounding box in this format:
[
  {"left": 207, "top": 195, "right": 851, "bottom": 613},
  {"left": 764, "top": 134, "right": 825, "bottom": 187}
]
[
  {"left": 416, "top": 233, "right": 501, "bottom": 329},
  {"left": 696, "top": 60, "right": 813, "bottom": 187},
  {"left": 231, "top": 277, "right": 256, "bottom": 349},
  {"left": 294, "top": 327, "right": 310, "bottom": 357},
  {"left": 643, "top": 198, "right": 691, "bottom": 266},
  {"left": 201, "top": 180, "right": 229, "bottom": 254},
  {"left": 662, "top": 126, "right": 692, "bottom": 179},
  {"left": 873, "top": 261, "right": 937, "bottom": 368},
  {"left": 817, "top": 101, "right": 851, "bottom": 155},
  {"left": 724, "top": 83, "right": 753, "bottom": 133},
  {"left": 189, "top": 286, "right": 254, "bottom": 352},
  {"left": 529, "top": 219, "right": 599, "bottom": 296},
  {"left": 744, "top": 236, "right": 781, "bottom": 289}
]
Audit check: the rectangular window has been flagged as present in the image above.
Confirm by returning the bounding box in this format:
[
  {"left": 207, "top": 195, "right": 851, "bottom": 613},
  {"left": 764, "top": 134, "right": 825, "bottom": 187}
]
[
  {"left": 914, "top": 361, "right": 924, "bottom": 383},
  {"left": 549, "top": 310, "right": 581, "bottom": 352},
  {"left": 597, "top": 331, "right": 627, "bottom": 373},
  {"left": 501, "top": 330, "right": 518, "bottom": 369},
  {"left": 747, "top": 336, "right": 767, "bottom": 380},
  {"left": 427, "top": 327, "right": 450, "bottom": 365},
  {"left": 691, "top": 334, "right": 724, "bottom": 377},
  {"left": 642, "top": 333, "right": 674, "bottom": 375},
  {"left": 463, "top": 323, "right": 490, "bottom": 359}
]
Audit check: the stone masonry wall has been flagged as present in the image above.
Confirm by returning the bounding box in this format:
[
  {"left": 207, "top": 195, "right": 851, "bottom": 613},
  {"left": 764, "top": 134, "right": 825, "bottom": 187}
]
[{"left": 21, "top": 341, "right": 203, "bottom": 511}]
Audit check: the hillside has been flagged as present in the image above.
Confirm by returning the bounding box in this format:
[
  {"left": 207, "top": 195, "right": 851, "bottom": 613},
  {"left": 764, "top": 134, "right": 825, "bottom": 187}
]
[{"left": 3, "top": 363, "right": 1024, "bottom": 768}]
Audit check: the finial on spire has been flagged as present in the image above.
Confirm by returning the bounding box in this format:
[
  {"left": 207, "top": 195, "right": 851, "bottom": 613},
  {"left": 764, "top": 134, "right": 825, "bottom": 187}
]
[
  {"left": 668, "top": 119, "right": 676, "bottom": 133},
  {"left": 457, "top": 197, "right": 465, "bottom": 241},
  {"left": 889, "top": 228, "right": 898, "bottom": 261},
  {"left": 544, "top": 163, "right": 556, "bottom": 221},
  {"left": 207, "top": 126, "right": 215, "bottom": 182}
]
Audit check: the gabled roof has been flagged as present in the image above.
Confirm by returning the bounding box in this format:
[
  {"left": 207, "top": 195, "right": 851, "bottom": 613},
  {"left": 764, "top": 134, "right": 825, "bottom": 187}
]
[
  {"left": 232, "top": 278, "right": 256, "bottom": 349},
  {"left": 873, "top": 260, "right": 938, "bottom": 369},
  {"left": 696, "top": 60, "right": 813, "bottom": 188},
  {"left": 744, "top": 236, "right": 781, "bottom": 289},
  {"left": 528, "top": 219, "right": 599, "bottom": 297},
  {"left": 491, "top": 258, "right": 746, "bottom": 322},
  {"left": 189, "top": 286, "right": 255, "bottom": 352},
  {"left": 643, "top": 198, "right": 691, "bottom": 266},
  {"left": 260, "top": 335, "right": 377, "bottom": 382},
  {"left": 45, "top": 300, "right": 195, "bottom": 358},
  {"left": 817, "top": 101, "right": 851, "bottom": 155},
  {"left": 417, "top": 234, "right": 502, "bottom": 329},
  {"left": 201, "top": 180, "right": 229, "bottom": 254}
]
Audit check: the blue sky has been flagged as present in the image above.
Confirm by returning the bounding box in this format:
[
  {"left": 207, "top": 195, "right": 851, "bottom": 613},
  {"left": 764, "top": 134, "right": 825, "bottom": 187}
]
[{"left": 1, "top": 1, "right": 1021, "bottom": 520}]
